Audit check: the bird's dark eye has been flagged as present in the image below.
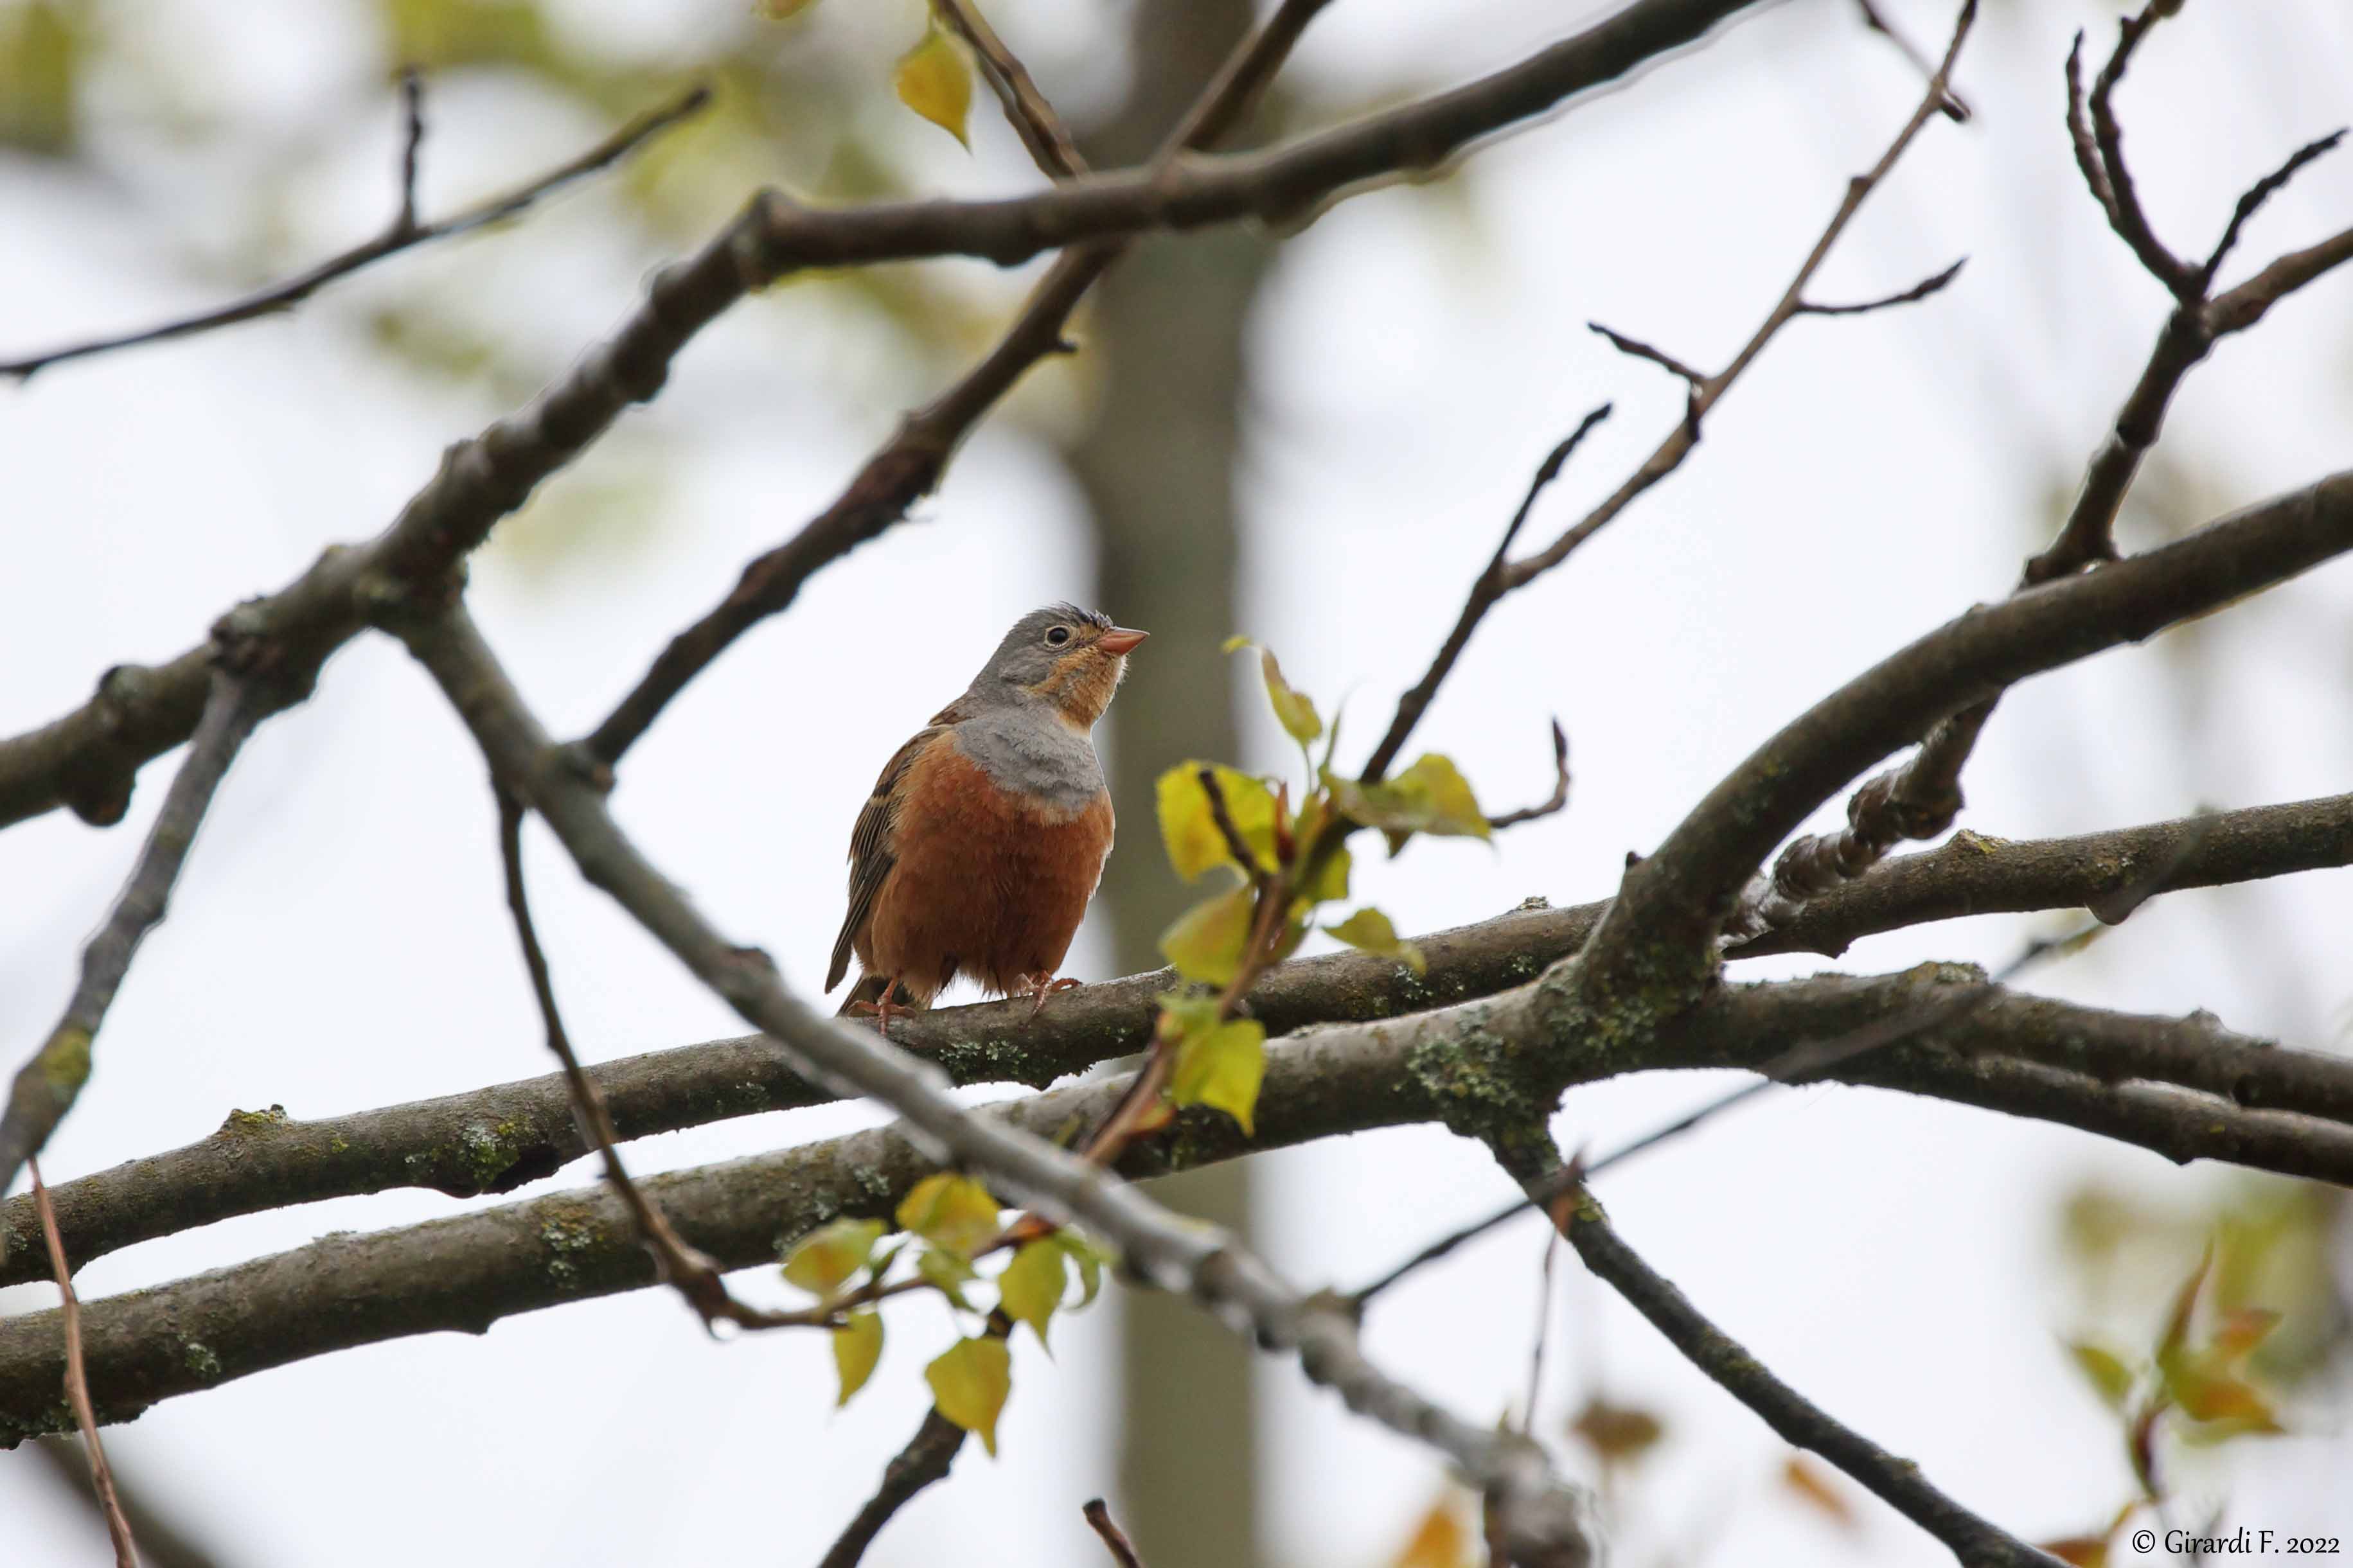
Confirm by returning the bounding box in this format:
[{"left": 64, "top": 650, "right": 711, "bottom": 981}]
[{"left": 1044, "top": 626, "right": 1072, "bottom": 647}]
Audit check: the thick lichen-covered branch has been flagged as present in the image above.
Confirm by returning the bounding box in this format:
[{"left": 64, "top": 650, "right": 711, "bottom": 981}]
[{"left": 8, "top": 789, "right": 2350, "bottom": 1286}]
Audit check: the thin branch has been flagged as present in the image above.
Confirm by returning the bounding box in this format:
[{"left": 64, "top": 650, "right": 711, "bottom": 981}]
[
  {"left": 1586, "top": 321, "right": 1704, "bottom": 388},
  {"left": 1527, "top": 1153, "right": 2061, "bottom": 1567},
  {"left": 494, "top": 795, "right": 825, "bottom": 1334},
  {"left": 1083, "top": 1499, "right": 1150, "bottom": 1568},
  {"left": 9, "top": 788, "right": 2352, "bottom": 1288},
  {"left": 932, "top": 0, "right": 1087, "bottom": 181},
  {"left": 1488, "top": 720, "right": 1573, "bottom": 831},
  {"left": 1853, "top": 0, "right": 1971, "bottom": 121},
  {"left": 2198, "top": 128, "right": 2346, "bottom": 291},
  {"left": 0, "top": 0, "right": 1769, "bottom": 832},
  {"left": 1793, "top": 254, "right": 1966, "bottom": 316},
  {"left": 1503, "top": 0, "right": 1975, "bottom": 590},
  {"left": 0, "top": 669, "right": 268, "bottom": 1197},
  {"left": 815, "top": 1410, "right": 967, "bottom": 1568},
  {"left": 2083, "top": 3, "right": 2194, "bottom": 298},
  {"left": 0, "top": 81, "right": 709, "bottom": 381},
  {"left": 1362, "top": 407, "right": 1610, "bottom": 782},
  {"left": 393, "top": 67, "right": 425, "bottom": 237},
  {"left": 29, "top": 1438, "right": 231, "bottom": 1568},
  {"left": 29, "top": 1158, "right": 139, "bottom": 1568}
]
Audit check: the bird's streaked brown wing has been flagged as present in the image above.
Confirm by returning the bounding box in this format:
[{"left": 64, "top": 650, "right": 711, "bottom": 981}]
[{"left": 826, "top": 715, "right": 959, "bottom": 992}]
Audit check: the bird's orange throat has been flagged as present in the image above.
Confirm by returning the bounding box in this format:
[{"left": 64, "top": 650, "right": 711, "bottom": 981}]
[{"left": 1037, "top": 650, "right": 1128, "bottom": 729}]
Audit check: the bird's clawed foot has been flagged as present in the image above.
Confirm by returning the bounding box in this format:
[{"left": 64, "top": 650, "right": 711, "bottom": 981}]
[
  {"left": 846, "top": 980, "right": 913, "bottom": 1035},
  {"left": 1017, "top": 974, "right": 1083, "bottom": 1021}
]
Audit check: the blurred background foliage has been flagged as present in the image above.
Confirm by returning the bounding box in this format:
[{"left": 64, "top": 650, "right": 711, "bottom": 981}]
[{"left": 4, "top": 1, "right": 2350, "bottom": 1563}]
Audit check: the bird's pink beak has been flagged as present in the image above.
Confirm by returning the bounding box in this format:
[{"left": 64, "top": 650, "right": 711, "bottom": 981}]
[{"left": 1097, "top": 628, "right": 1148, "bottom": 656}]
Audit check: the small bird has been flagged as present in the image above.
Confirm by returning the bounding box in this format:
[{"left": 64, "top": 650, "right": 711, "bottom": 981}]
[{"left": 828, "top": 603, "right": 1147, "bottom": 1028}]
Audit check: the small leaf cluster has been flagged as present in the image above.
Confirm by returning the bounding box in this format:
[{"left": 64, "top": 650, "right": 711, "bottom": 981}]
[
  {"left": 1148, "top": 639, "right": 1493, "bottom": 1135},
  {"left": 2043, "top": 1243, "right": 2292, "bottom": 1567},
  {"left": 777, "top": 1172, "right": 1108, "bottom": 1454},
  {"left": 758, "top": 0, "right": 976, "bottom": 148}
]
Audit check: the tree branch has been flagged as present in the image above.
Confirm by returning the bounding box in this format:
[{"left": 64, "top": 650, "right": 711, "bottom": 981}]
[
  {"left": 1, "top": 668, "right": 271, "bottom": 1197},
  {"left": 8, "top": 789, "right": 2350, "bottom": 1287},
  {"left": 932, "top": 0, "right": 1087, "bottom": 181},
  {"left": 11, "top": 958, "right": 2353, "bottom": 1440},
  {"left": 814, "top": 1408, "right": 968, "bottom": 1568},
  {"left": 0, "top": 81, "right": 710, "bottom": 381},
  {"left": 1515, "top": 1149, "right": 2061, "bottom": 1566},
  {"left": 1582, "top": 466, "right": 2353, "bottom": 1004},
  {"left": 28, "top": 1159, "right": 139, "bottom": 1568},
  {"left": 1510, "top": 0, "right": 1974, "bottom": 590}
]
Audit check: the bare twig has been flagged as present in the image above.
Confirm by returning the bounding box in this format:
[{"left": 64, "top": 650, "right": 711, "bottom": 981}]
[
  {"left": 1504, "top": 0, "right": 1975, "bottom": 590},
  {"left": 1083, "top": 1499, "right": 1150, "bottom": 1568},
  {"left": 2080, "top": 5, "right": 2194, "bottom": 298},
  {"left": 1854, "top": 0, "right": 1971, "bottom": 121},
  {"left": 1488, "top": 721, "right": 1573, "bottom": 831},
  {"left": 493, "top": 795, "right": 824, "bottom": 1334},
  {"left": 30, "top": 1158, "right": 139, "bottom": 1568},
  {"left": 1362, "top": 407, "right": 1611, "bottom": 782},
  {"left": 0, "top": 670, "right": 267, "bottom": 1197},
  {"left": 815, "top": 1409, "right": 968, "bottom": 1568},
  {"left": 29, "top": 1439, "right": 229, "bottom": 1568},
  {"left": 0, "top": 82, "right": 709, "bottom": 381},
  {"left": 2198, "top": 128, "right": 2346, "bottom": 291},
  {"left": 1793, "top": 254, "right": 1966, "bottom": 316},
  {"left": 932, "top": 0, "right": 1087, "bottom": 181},
  {"left": 1527, "top": 1151, "right": 2061, "bottom": 1567}
]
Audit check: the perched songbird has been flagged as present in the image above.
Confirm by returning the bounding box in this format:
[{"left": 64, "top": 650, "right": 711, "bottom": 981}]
[{"left": 828, "top": 604, "right": 1148, "bottom": 1026}]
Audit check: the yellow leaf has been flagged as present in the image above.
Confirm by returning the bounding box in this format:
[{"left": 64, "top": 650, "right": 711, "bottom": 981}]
[
  {"left": 1389, "top": 1496, "right": 1470, "bottom": 1568},
  {"left": 1168, "top": 1012, "right": 1267, "bottom": 1134},
  {"left": 754, "top": 0, "right": 821, "bottom": 16},
  {"left": 1780, "top": 1454, "right": 1858, "bottom": 1531},
  {"left": 1160, "top": 885, "right": 1257, "bottom": 986},
  {"left": 1225, "top": 637, "right": 1321, "bottom": 744},
  {"left": 1326, "top": 907, "right": 1427, "bottom": 976},
  {"left": 1296, "top": 840, "right": 1352, "bottom": 905},
  {"left": 1156, "top": 762, "right": 1279, "bottom": 881},
  {"left": 896, "top": 1172, "right": 1001, "bottom": 1258},
  {"left": 918, "top": 1246, "right": 981, "bottom": 1310},
  {"left": 998, "top": 1238, "right": 1069, "bottom": 1348},
  {"left": 893, "top": 23, "right": 973, "bottom": 148},
  {"left": 832, "top": 1312, "right": 883, "bottom": 1405},
  {"left": 2039, "top": 1537, "right": 2111, "bottom": 1568},
  {"left": 1568, "top": 1397, "right": 1664, "bottom": 1465},
  {"left": 1329, "top": 753, "right": 1489, "bottom": 851},
  {"left": 926, "top": 1335, "right": 1013, "bottom": 1455},
  {"left": 1055, "top": 1231, "right": 1110, "bottom": 1306},
  {"left": 782, "top": 1217, "right": 884, "bottom": 1300}
]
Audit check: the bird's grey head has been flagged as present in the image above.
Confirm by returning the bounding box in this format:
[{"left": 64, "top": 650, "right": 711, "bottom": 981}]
[{"left": 964, "top": 603, "right": 1148, "bottom": 726}]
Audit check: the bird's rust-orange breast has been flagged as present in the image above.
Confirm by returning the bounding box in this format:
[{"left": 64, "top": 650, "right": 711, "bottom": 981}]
[{"left": 864, "top": 737, "right": 1113, "bottom": 1001}]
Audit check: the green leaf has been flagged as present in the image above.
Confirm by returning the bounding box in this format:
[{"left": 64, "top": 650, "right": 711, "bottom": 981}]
[
  {"left": 2066, "top": 1341, "right": 2136, "bottom": 1409},
  {"left": 926, "top": 1335, "right": 1013, "bottom": 1456},
  {"left": 1329, "top": 753, "right": 1491, "bottom": 852},
  {"left": 1326, "top": 907, "right": 1427, "bottom": 976},
  {"left": 893, "top": 23, "right": 973, "bottom": 148},
  {"left": 918, "top": 1246, "right": 981, "bottom": 1310},
  {"left": 998, "top": 1239, "right": 1069, "bottom": 1348},
  {"left": 782, "top": 1217, "right": 885, "bottom": 1300},
  {"left": 1055, "top": 1231, "right": 1111, "bottom": 1307},
  {"left": 896, "top": 1172, "right": 1000, "bottom": 1258},
  {"left": 832, "top": 1312, "right": 883, "bottom": 1405},
  {"left": 1225, "top": 637, "right": 1322, "bottom": 745},
  {"left": 1169, "top": 1012, "right": 1268, "bottom": 1134},
  {"left": 1160, "top": 885, "right": 1257, "bottom": 986},
  {"left": 1295, "top": 840, "right": 1352, "bottom": 906},
  {"left": 1156, "top": 763, "right": 1279, "bottom": 881}
]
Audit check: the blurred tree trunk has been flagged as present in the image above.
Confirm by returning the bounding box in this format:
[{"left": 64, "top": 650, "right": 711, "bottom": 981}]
[{"left": 1069, "top": 2, "right": 1270, "bottom": 1562}]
